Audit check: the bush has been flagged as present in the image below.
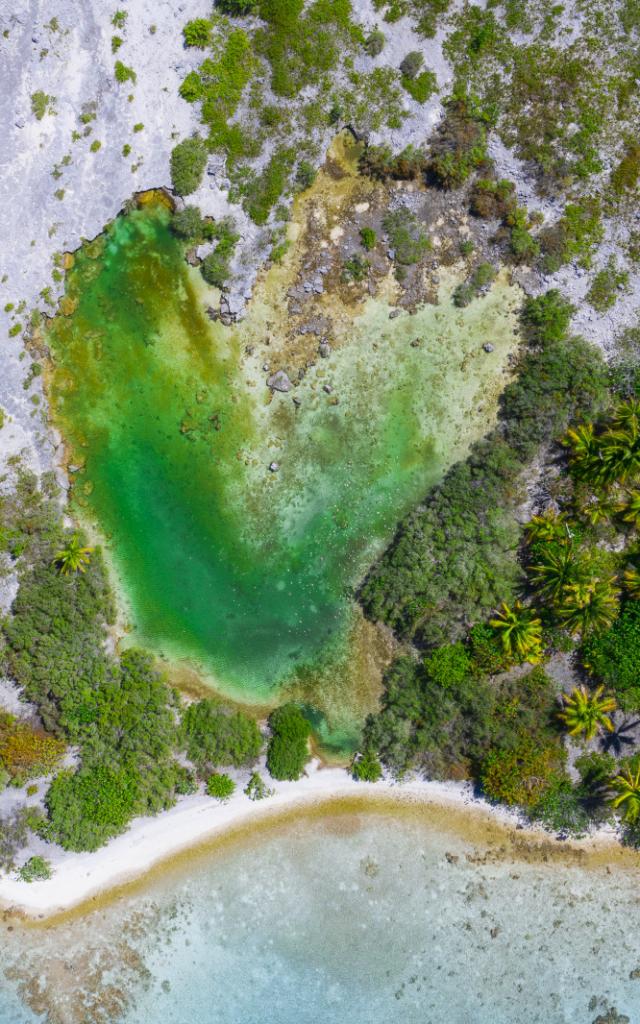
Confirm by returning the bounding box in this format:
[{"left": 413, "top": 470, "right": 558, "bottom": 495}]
[
  {"left": 399, "top": 51, "right": 424, "bottom": 80},
  {"left": 360, "top": 227, "right": 377, "bottom": 250},
  {"left": 480, "top": 739, "right": 564, "bottom": 808},
  {"left": 171, "top": 206, "right": 206, "bottom": 240},
  {"left": 199, "top": 217, "right": 240, "bottom": 288},
  {"left": 244, "top": 771, "right": 274, "bottom": 800},
  {"left": 170, "top": 137, "right": 208, "bottom": 195},
  {"left": 206, "top": 772, "right": 236, "bottom": 800},
  {"left": 183, "top": 18, "right": 212, "bottom": 47},
  {"left": 582, "top": 602, "right": 640, "bottom": 710},
  {"left": 19, "top": 855, "right": 52, "bottom": 883},
  {"left": 217, "top": 0, "right": 259, "bottom": 12},
  {"left": 44, "top": 765, "right": 139, "bottom": 851},
  {"left": 364, "top": 28, "right": 385, "bottom": 56},
  {"left": 31, "top": 91, "right": 55, "bottom": 120},
  {"left": 266, "top": 704, "right": 311, "bottom": 780},
  {"left": 360, "top": 292, "right": 609, "bottom": 646},
  {"left": 114, "top": 61, "right": 136, "bottom": 85},
  {"left": 428, "top": 96, "right": 489, "bottom": 188},
  {"left": 382, "top": 208, "right": 430, "bottom": 264},
  {"left": 403, "top": 70, "right": 437, "bottom": 104},
  {"left": 0, "top": 712, "right": 66, "bottom": 785},
  {"left": 181, "top": 699, "right": 262, "bottom": 771},
  {"left": 352, "top": 751, "right": 383, "bottom": 782}
]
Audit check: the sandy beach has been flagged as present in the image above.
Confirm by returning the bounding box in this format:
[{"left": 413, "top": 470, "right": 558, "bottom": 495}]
[{"left": 0, "top": 761, "right": 625, "bottom": 921}]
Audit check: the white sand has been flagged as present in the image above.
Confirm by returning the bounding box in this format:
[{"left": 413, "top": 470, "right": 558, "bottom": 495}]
[{"left": 0, "top": 760, "right": 621, "bottom": 919}]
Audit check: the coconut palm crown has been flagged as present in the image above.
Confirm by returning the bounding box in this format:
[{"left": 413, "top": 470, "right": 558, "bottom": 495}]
[
  {"left": 558, "top": 684, "right": 616, "bottom": 741},
  {"left": 54, "top": 534, "right": 94, "bottom": 575}
]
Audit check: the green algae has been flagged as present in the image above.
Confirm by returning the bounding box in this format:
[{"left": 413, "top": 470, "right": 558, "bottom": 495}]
[{"left": 46, "top": 199, "right": 520, "bottom": 749}]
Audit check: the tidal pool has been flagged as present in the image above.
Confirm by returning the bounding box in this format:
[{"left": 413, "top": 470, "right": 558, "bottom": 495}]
[
  {"left": 45, "top": 193, "right": 519, "bottom": 744},
  {"left": 2, "top": 799, "right": 640, "bottom": 1023}
]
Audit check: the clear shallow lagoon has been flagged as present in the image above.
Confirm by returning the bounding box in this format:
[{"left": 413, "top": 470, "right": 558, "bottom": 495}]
[
  {"left": 45, "top": 198, "right": 519, "bottom": 746},
  {"left": 3, "top": 799, "right": 640, "bottom": 1024}
]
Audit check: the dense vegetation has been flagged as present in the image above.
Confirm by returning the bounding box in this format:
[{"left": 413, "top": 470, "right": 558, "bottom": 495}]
[
  {"left": 360, "top": 291, "right": 609, "bottom": 646},
  {"left": 0, "top": 467, "right": 303, "bottom": 856},
  {"left": 360, "top": 285, "right": 640, "bottom": 840},
  {"left": 266, "top": 704, "right": 311, "bottom": 780}
]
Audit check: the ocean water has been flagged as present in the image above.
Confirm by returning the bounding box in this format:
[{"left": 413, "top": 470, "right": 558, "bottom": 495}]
[
  {"left": 2, "top": 799, "right": 640, "bottom": 1024},
  {"left": 44, "top": 197, "right": 519, "bottom": 744}
]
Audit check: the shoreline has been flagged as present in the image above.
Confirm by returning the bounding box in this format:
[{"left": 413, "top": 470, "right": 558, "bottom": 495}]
[{"left": 0, "top": 761, "right": 631, "bottom": 923}]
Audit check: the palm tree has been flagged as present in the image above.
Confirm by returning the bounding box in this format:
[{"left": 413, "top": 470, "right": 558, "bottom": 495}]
[
  {"left": 525, "top": 509, "right": 569, "bottom": 545},
  {"left": 557, "top": 577, "right": 620, "bottom": 635},
  {"left": 597, "top": 426, "right": 640, "bottom": 486},
  {"left": 489, "top": 601, "right": 543, "bottom": 662},
  {"left": 619, "top": 490, "right": 640, "bottom": 528},
  {"left": 623, "top": 567, "right": 640, "bottom": 599},
  {"left": 612, "top": 398, "right": 640, "bottom": 434},
  {"left": 563, "top": 422, "right": 598, "bottom": 480},
  {"left": 559, "top": 684, "right": 616, "bottom": 741},
  {"left": 54, "top": 534, "right": 93, "bottom": 575},
  {"left": 611, "top": 766, "right": 640, "bottom": 822},
  {"left": 528, "top": 546, "right": 587, "bottom": 604},
  {"left": 579, "top": 494, "right": 617, "bottom": 526}
]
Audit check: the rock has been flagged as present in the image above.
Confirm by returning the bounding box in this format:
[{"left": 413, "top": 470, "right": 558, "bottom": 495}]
[
  {"left": 262, "top": 363, "right": 270, "bottom": 372},
  {"left": 483, "top": 343, "right": 494, "bottom": 353},
  {"left": 268, "top": 461, "right": 279, "bottom": 473},
  {"left": 303, "top": 281, "right": 313, "bottom": 293},
  {"left": 292, "top": 397, "right": 301, "bottom": 407},
  {"left": 267, "top": 370, "right": 292, "bottom": 393},
  {"left": 313, "top": 279, "right": 324, "bottom": 294},
  {"left": 14, "top": 118, "right": 25, "bottom": 129},
  {"left": 323, "top": 384, "right": 333, "bottom": 394},
  {"left": 389, "top": 309, "right": 401, "bottom": 320},
  {"left": 387, "top": 249, "right": 395, "bottom": 260},
  {"left": 444, "top": 852, "right": 459, "bottom": 864},
  {"left": 410, "top": 338, "right": 421, "bottom": 348},
  {"left": 318, "top": 341, "right": 331, "bottom": 358}
]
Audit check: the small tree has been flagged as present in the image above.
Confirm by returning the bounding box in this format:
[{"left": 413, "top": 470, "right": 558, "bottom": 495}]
[
  {"left": 364, "top": 29, "right": 385, "bottom": 56},
  {"left": 171, "top": 206, "right": 205, "bottom": 240},
  {"left": 244, "top": 771, "right": 274, "bottom": 801},
  {"left": 19, "top": 855, "right": 52, "bottom": 883},
  {"left": 267, "top": 704, "right": 311, "bottom": 781},
  {"left": 399, "top": 51, "right": 424, "bottom": 80},
  {"left": 206, "top": 773, "right": 236, "bottom": 801},
  {"left": 170, "top": 137, "right": 208, "bottom": 196},
  {"left": 183, "top": 19, "right": 212, "bottom": 47},
  {"left": 352, "top": 751, "right": 382, "bottom": 782},
  {"left": 489, "top": 601, "right": 542, "bottom": 663}
]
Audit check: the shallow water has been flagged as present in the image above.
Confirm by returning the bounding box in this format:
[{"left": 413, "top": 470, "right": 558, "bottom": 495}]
[
  {"left": 45, "top": 197, "right": 519, "bottom": 744},
  {"left": 3, "top": 800, "right": 640, "bottom": 1024}
]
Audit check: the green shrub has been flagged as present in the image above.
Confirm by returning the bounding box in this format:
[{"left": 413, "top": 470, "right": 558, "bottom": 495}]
[
  {"left": 179, "top": 71, "right": 204, "bottom": 103},
  {"left": 364, "top": 29, "right": 385, "bottom": 56},
  {"left": 171, "top": 206, "right": 206, "bottom": 240},
  {"left": 402, "top": 70, "right": 437, "bottom": 104},
  {"left": 206, "top": 772, "right": 236, "bottom": 800},
  {"left": 181, "top": 700, "right": 262, "bottom": 771},
  {"left": 382, "top": 208, "right": 430, "bottom": 264},
  {"left": 481, "top": 739, "right": 564, "bottom": 808},
  {"left": 183, "top": 18, "right": 212, "bottom": 48},
  {"left": 582, "top": 602, "right": 640, "bottom": 710},
  {"left": 428, "top": 96, "right": 489, "bottom": 188},
  {"left": 217, "top": 0, "right": 259, "bottom": 12},
  {"left": 31, "top": 91, "right": 55, "bottom": 120},
  {"left": 267, "top": 704, "right": 311, "bottom": 781},
  {"left": 360, "top": 292, "right": 609, "bottom": 646},
  {"left": 360, "top": 227, "right": 377, "bottom": 250},
  {"left": 114, "top": 60, "right": 136, "bottom": 85},
  {"left": 200, "top": 217, "right": 240, "bottom": 287},
  {"left": 587, "top": 258, "right": 628, "bottom": 312},
  {"left": 170, "top": 137, "right": 208, "bottom": 195},
  {"left": 45, "top": 765, "right": 139, "bottom": 851},
  {"left": 112, "top": 10, "right": 127, "bottom": 28},
  {"left": 342, "top": 254, "right": 369, "bottom": 282},
  {"left": 244, "top": 771, "right": 274, "bottom": 800},
  {"left": 399, "top": 51, "right": 424, "bottom": 79},
  {"left": 352, "top": 751, "right": 383, "bottom": 782},
  {"left": 19, "top": 855, "right": 52, "bottom": 883},
  {"left": 295, "top": 160, "right": 316, "bottom": 190}
]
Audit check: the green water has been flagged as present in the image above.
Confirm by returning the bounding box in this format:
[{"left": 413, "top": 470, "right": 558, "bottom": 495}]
[{"left": 47, "top": 202, "right": 519, "bottom": 738}]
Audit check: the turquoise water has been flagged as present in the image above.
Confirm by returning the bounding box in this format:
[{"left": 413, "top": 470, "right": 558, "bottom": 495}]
[{"left": 3, "top": 802, "right": 640, "bottom": 1023}]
